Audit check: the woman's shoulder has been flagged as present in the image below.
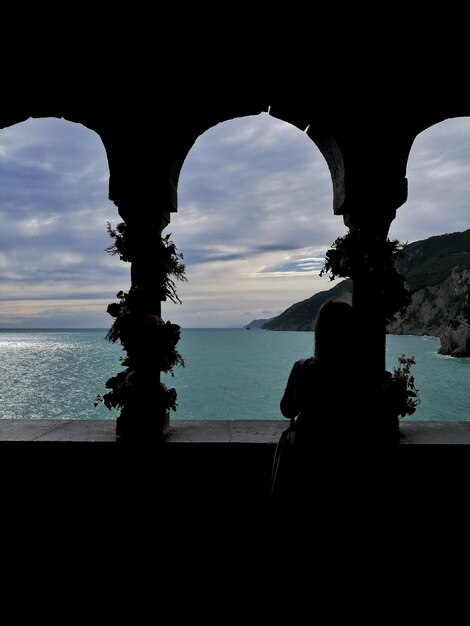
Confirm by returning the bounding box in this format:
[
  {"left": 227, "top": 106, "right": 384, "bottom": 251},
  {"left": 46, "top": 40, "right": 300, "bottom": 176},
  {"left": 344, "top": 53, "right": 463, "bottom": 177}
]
[
  {"left": 295, "top": 357, "right": 323, "bottom": 383},
  {"left": 298, "top": 356, "right": 319, "bottom": 371},
  {"left": 289, "top": 356, "right": 317, "bottom": 373}
]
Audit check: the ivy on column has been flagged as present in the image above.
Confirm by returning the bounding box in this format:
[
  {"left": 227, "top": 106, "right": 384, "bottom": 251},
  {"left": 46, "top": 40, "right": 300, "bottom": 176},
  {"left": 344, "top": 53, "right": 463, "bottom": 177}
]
[{"left": 95, "top": 222, "right": 187, "bottom": 438}]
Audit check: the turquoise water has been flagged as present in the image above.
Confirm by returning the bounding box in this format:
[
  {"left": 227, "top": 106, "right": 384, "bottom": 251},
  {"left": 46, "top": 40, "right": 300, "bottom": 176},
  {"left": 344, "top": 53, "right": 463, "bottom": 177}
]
[
  {"left": 0, "top": 328, "right": 469, "bottom": 421},
  {"left": 0, "top": 329, "right": 118, "bottom": 420}
]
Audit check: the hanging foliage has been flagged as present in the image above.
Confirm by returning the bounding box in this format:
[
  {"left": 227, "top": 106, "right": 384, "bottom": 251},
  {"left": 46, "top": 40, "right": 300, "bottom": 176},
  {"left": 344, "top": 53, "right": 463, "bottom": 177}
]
[
  {"left": 95, "top": 222, "right": 186, "bottom": 426},
  {"left": 320, "top": 229, "right": 412, "bottom": 324},
  {"left": 384, "top": 354, "right": 421, "bottom": 419}
]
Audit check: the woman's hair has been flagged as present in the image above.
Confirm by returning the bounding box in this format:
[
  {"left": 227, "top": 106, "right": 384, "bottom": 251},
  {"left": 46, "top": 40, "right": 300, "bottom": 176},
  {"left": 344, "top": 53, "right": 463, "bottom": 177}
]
[{"left": 313, "top": 299, "right": 358, "bottom": 361}]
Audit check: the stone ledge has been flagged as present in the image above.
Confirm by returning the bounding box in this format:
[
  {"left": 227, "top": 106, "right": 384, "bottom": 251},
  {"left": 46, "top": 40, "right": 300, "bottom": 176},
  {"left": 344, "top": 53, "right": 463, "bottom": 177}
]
[
  {"left": 1, "top": 418, "right": 470, "bottom": 444},
  {"left": 0, "top": 418, "right": 116, "bottom": 442},
  {"left": 399, "top": 420, "right": 470, "bottom": 444}
]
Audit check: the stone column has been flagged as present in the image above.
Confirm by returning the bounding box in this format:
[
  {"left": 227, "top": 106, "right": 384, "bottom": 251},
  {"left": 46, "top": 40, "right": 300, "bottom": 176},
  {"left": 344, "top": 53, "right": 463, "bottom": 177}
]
[
  {"left": 103, "top": 119, "right": 182, "bottom": 442},
  {"left": 120, "top": 218, "right": 163, "bottom": 441},
  {"left": 307, "top": 118, "right": 410, "bottom": 377},
  {"left": 106, "top": 200, "right": 178, "bottom": 442},
  {"left": 345, "top": 219, "right": 395, "bottom": 373}
]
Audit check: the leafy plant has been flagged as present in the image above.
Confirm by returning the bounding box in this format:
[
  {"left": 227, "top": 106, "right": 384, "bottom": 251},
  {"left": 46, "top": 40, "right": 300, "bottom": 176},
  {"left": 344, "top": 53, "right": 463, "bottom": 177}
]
[
  {"left": 105, "top": 222, "right": 187, "bottom": 304},
  {"left": 95, "top": 222, "right": 186, "bottom": 428},
  {"left": 320, "top": 231, "right": 407, "bottom": 281},
  {"left": 385, "top": 354, "right": 420, "bottom": 418},
  {"left": 320, "top": 229, "right": 411, "bottom": 323}
]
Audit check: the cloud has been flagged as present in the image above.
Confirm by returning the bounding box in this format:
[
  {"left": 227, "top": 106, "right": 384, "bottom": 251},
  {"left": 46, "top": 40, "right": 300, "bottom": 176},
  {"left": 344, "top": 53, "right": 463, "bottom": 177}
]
[
  {"left": 0, "top": 117, "right": 128, "bottom": 327},
  {"left": 389, "top": 117, "right": 470, "bottom": 242},
  {"left": 2, "top": 113, "right": 470, "bottom": 328},
  {"left": 168, "top": 112, "right": 346, "bottom": 325},
  {"left": 177, "top": 113, "right": 336, "bottom": 242},
  {"left": 0, "top": 297, "right": 115, "bottom": 328}
]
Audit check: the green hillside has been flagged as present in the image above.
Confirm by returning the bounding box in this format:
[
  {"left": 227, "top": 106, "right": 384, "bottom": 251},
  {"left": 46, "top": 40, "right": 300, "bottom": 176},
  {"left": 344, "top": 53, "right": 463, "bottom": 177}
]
[
  {"left": 257, "top": 229, "right": 470, "bottom": 332},
  {"left": 262, "top": 279, "right": 352, "bottom": 331},
  {"left": 396, "top": 229, "right": 470, "bottom": 291}
]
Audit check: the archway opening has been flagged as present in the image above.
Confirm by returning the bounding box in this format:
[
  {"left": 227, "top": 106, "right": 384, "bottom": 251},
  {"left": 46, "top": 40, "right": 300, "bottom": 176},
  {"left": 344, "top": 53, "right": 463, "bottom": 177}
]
[
  {"left": 388, "top": 116, "right": 470, "bottom": 421},
  {"left": 0, "top": 117, "right": 128, "bottom": 419},
  {"left": 163, "top": 112, "right": 343, "bottom": 421}
]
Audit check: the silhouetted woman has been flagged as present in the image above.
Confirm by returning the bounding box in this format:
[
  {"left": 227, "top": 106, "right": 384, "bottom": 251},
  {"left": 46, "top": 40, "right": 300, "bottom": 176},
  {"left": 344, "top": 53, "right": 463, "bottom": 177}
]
[
  {"left": 272, "top": 299, "right": 396, "bottom": 575},
  {"left": 280, "top": 299, "right": 363, "bottom": 439}
]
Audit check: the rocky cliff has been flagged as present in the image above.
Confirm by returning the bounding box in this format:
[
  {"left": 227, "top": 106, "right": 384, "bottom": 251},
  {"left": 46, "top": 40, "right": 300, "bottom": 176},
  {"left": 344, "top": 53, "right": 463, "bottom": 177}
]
[
  {"left": 388, "top": 266, "right": 470, "bottom": 356},
  {"left": 248, "top": 229, "right": 470, "bottom": 356}
]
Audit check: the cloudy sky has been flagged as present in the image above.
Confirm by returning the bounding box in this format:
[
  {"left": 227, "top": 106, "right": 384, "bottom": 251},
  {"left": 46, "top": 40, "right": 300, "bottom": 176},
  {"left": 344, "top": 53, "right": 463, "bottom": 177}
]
[{"left": 1, "top": 113, "right": 470, "bottom": 328}]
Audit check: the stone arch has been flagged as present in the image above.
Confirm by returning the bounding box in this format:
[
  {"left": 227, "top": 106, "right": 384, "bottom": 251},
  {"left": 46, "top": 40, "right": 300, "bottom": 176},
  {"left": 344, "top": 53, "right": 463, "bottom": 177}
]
[
  {"left": 0, "top": 115, "right": 113, "bottom": 325},
  {"left": 166, "top": 104, "right": 348, "bottom": 228},
  {"left": 382, "top": 115, "right": 470, "bottom": 423},
  {"left": 4, "top": 98, "right": 469, "bottom": 438},
  {"left": 0, "top": 115, "right": 119, "bottom": 418},
  {"left": 395, "top": 115, "right": 470, "bottom": 238},
  {"left": 173, "top": 110, "right": 339, "bottom": 326},
  {"left": 0, "top": 111, "right": 113, "bottom": 202},
  {"left": 164, "top": 101, "right": 428, "bottom": 237}
]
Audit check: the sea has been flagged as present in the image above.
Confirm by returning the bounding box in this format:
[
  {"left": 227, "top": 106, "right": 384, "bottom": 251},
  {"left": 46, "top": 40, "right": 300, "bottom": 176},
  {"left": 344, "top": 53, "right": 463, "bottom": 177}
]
[{"left": 0, "top": 328, "right": 469, "bottom": 422}]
